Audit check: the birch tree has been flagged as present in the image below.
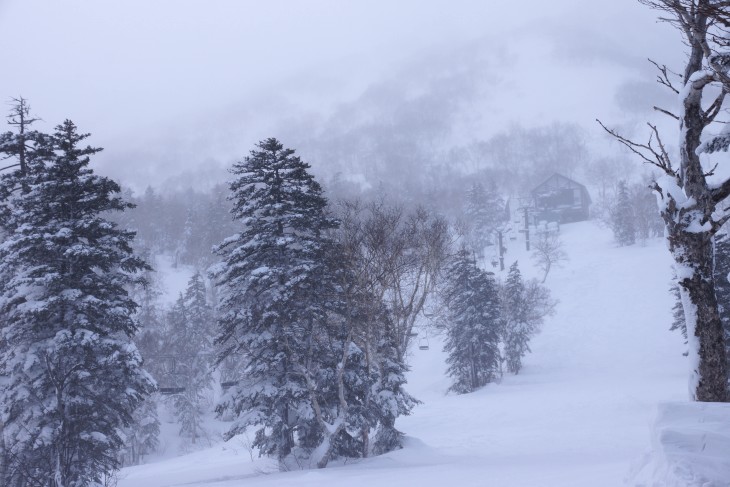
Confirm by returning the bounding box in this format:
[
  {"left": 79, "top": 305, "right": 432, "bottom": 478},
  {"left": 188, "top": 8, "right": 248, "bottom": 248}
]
[{"left": 600, "top": 0, "right": 730, "bottom": 401}]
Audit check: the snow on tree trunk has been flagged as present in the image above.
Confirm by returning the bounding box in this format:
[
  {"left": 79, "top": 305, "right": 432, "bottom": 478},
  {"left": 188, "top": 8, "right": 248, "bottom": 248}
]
[
  {"left": 658, "top": 57, "right": 729, "bottom": 401},
  {"left": 669, "top": 229, "right": 726, "bottom": 401},
  {"left": 603, "top": 0, "right": 730, "bottom": 402}
]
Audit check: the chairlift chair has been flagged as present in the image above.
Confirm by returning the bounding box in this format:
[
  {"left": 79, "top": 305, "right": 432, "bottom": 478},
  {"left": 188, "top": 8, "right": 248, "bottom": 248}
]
[
  {"left": 221, "top": 380, "right": 239, "bottom": 391},
  {"left": 153, "top": 355, "right": 187, "bottom": 395},
  {"left": 159, "top": 386, "right": 186, "bottom": 395},
  {"left": 418, "top": 337, "right": 430, "bottom": 351}
]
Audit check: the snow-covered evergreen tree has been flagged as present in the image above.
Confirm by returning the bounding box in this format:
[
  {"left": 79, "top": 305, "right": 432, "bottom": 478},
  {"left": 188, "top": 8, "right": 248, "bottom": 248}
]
[
  {"left": 0, "top": 120, "right": 154, "bottom": 486},
  {"left": 211, "top": 138, "right": 338, "bottom": 465},
  {"left": 322, "top": 238, "right": 417, "bottom": 460},
  {"left": 500, "top": 262, "right": 554, "bottom": 375},
  {"left": 0, "top": 97, "right": 46, "bottom": 186},
  {"left": 370, "top": 320, "right": 417, "bottom": 455},
  {"left": 610, "top": 180, "right": 636, "bottom": 246},
  {"left": 442, "top": 249, "right": 502, "bottom": 393},
  {"left": 168, "top": 272, "right": 214, "bottom": 445},
  {"left": 132, "top": 247, "right": 164, "bottom": 358},
  {"left": 121, "top": 396, "right": 160, "bottom": 466},
  {"left": 630, "top": 180, "right": 663, "bottom": 244}
]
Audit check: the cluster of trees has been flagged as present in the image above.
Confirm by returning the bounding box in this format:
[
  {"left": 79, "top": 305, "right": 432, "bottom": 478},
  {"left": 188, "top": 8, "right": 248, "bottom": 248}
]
[
  {"left": 122, "top": 268, "right": 217, "bottom": 458},
  {"left": 442, "top": 257, "right": 554, "bottom": 394},
  {"left": 210, "top": 138, "right": 448, "bottom": 469},
  {"left": 608, "top": 180, "right": 663, "bottom": 247},
  {"left": 113, "top": 185, "right": 238, "bottom": 269},
  {"left": 0, "top": 93, "right": 560, "bottom": 481}
]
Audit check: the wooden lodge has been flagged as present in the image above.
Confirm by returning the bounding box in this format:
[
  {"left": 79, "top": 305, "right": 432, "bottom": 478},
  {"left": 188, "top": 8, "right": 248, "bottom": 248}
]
[{"left": 530, "top": 173, "right": 591, "bottom": 224}]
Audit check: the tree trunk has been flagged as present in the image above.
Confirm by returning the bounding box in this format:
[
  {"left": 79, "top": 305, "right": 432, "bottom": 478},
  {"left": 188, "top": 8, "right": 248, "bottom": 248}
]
[
  {"left": 660, "top": 3, "right": 729, "bottom": 402},
  {"left": 672, "top": 232, "right": 728, "bottom": 401}
]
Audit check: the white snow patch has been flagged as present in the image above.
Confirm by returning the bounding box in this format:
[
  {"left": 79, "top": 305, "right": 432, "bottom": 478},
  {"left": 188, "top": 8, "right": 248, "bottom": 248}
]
[
  {"left": 629, "top": 402, "right": 730, "bottom": 487},
  {"left": 154, "top": 254, "right": 195, "bottom": 305}
]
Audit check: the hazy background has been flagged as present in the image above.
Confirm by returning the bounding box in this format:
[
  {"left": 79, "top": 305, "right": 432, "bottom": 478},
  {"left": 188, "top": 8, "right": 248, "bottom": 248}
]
[{"left": 0, "top": 0, "right": 684, "bottom": 193}]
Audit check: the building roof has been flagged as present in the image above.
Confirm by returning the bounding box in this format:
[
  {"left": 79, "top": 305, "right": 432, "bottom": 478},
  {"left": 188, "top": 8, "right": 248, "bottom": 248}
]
[{"left": 531, "top": 173, "right": 592, "bottom": 205}]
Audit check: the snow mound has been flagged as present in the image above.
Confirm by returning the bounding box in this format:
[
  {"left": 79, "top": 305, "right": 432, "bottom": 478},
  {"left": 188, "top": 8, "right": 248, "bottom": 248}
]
[{"left": 629, "top": 402, "right": 730, "bottom": 487}]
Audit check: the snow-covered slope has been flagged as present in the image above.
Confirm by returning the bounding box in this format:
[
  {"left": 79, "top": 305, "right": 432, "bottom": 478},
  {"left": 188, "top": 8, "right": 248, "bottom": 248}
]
[{"left": 119, "top": 221, "right": 688, "bottom": 487}]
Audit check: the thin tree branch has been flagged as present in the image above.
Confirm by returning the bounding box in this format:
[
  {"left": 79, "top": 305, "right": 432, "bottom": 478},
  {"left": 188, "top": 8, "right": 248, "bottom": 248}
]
[
  {"left": 649, "top": 58, "right": 681, "bottom": 93},
  {"left": 654, "top": 105, "right": 681, "bottom": 120},
  {"left": 704, "top": 161, "right": 719, "bottom": 177},
  {"left": 596, "top": 119, "right": 677, "bottom": 176},
  {"left": 703, "top": 90, "right": 727, "bottom": 125},
  {"left": 710, "top": 177, "right": 730, "bottom": 203}
]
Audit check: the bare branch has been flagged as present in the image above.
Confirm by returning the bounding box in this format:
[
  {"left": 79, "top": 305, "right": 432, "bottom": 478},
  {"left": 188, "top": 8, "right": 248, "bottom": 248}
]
[
  {"left": 649, "top": 58, "right": 681, "bottom": 93},
  {"left": 704, "top": 90, "right": 727, "bottom": 124},
  {"left": 596, "top": 119, "right": 677, "bottom": 176},
  {"left": 713, "top": 209, "right": 730, "bottom": 231},
  {"left": 648, "top": 122, "right": 673, "bottom": 170},
  {"left": 704, "top": 161, "right": 719, "bottom": 177},
  {"left": 0, "top": 163, "right": 20, "bottom": 172},
  {"left": 654, "top": 105, "right": 680, "bottom": 119},
  {"left": 710, "top": 176, "right": 730, "bottom": 203}
]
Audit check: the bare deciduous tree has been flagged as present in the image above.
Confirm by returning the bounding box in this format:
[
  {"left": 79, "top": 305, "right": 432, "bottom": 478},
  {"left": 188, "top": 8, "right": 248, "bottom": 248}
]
[
  {"left": 334, "top": 199, "right": 451, "bottom": 361},
  {"left": 600, "top": 0, "right": 730, "bottom": 401},
  {"left": 531, "top": 231, "right": 567, "bottom": 283}
]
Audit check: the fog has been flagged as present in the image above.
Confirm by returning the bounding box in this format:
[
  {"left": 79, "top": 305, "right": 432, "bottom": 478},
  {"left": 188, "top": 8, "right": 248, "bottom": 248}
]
[{"left": 0, "top": 0, "right": 683, "bottom": 192}]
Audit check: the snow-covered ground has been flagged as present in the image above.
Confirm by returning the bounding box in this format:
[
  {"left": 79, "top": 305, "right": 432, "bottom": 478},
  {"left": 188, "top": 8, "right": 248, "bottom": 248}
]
[
  {"left": 119, "top": 221, "right": 689, "bottom": 487},
  {"left": 630, "top": 401, "right": 730, "bottom": 486}
]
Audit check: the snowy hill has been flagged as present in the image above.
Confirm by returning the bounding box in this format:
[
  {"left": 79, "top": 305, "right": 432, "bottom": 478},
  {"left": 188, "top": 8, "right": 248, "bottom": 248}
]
[{"left": 119, "top": 221, "right": 688, "bottom": 487}]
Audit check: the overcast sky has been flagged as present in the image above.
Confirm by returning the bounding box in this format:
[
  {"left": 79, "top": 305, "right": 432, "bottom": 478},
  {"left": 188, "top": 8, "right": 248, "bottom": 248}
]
[{"left": 0, "top": 0, "right": 684, "bottom": 191}]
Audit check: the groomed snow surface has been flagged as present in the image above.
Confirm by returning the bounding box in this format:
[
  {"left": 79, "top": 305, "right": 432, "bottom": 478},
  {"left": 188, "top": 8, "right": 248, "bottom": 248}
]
[{"left": 119, "top": 222, "right": 695, "bottom": 487}]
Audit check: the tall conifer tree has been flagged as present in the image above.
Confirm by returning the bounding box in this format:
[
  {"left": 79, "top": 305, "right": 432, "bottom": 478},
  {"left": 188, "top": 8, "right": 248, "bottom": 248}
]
[
  {"left": 0, "top": 120, "right": 153, "bottom": 486},
  {"left": 611, "top": 180, "right": 636, "bottom": 246},
  {"left": 212, "top": 138, "right": 337, "bottom": 464},
  {"left": 443, "top": 249, "right": 502, "bottom": 393},
  {"left": 501, "top": 262, "right": 532, "bottom": 374}
]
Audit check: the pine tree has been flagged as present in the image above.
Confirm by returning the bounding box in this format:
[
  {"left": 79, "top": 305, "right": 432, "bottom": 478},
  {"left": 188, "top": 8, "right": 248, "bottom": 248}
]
[
  {"left": 610, "top": 180, "right": 636, "bottom": 246},
  {"left": 322, "top": 243, "right": 417, "bottom": 460},
  {"left": 370, "top": 320, "right": 416, "bottom": 455},
  {"left": 630, "top": 180, "right": 663, "bottom": 244},
  {"left": 121, "top": 396, "right": 160, "bottom": 466},
  {"left": 442, "top": 249, "right": 502, "bottom": 393},
  {"left": 0, "top": 120, "right": 154, "bottom": 486},
  {"left": 0, "top": 97, "right": 45, "bottom": 179},
  {"left": 211, "top": 138, "right": 337, "bottom": 465},
  {"left": 169, "top": 272, "right": 214, "bottom": 445},
  {"left": 131, "top": 247, "right": 166, "bottom": 382},
  {"left": 501, "top": 262, "right": 533, "bottom": 374}
]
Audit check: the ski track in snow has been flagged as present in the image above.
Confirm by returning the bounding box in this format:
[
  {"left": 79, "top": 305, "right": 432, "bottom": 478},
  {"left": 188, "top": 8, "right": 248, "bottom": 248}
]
[{"left": 120, "top": 222, "right": 687, "bottom": 487}]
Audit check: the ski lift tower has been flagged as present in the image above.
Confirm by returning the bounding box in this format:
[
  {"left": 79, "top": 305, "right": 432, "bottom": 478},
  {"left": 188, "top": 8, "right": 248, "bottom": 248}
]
[
  {"left": 493, "top": 225, "right": 512, "bottom": 271},
  {"left": 514, "top": 197, "right": 536, "bottom": 251}
]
